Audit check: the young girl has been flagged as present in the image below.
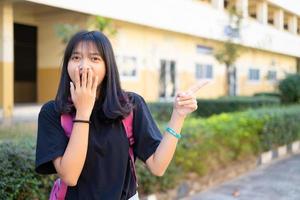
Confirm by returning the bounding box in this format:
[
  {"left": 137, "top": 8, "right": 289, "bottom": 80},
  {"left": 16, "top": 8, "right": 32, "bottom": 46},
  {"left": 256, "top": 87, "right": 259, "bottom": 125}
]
[{"left": 35, "top": 30, "right": 203, "bottom": 200}]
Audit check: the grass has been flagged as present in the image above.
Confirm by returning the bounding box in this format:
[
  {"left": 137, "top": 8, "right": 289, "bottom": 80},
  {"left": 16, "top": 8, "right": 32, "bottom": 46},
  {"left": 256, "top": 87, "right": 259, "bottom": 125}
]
[{"left": 0, "top": 123, "right": 37, "bottom": 142}]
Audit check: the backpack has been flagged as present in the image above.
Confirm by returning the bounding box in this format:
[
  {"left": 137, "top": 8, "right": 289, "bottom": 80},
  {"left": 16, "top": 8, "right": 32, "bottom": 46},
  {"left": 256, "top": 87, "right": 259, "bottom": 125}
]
[{"left": 49, "top": 112, "right": 136, "bottom": 200}]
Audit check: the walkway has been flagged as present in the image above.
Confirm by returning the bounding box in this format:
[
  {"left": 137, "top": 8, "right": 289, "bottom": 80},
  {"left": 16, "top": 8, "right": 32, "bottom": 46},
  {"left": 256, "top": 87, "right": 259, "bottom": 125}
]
[{"left": 187, "top": 154, "right": 300, "bottom": 200}]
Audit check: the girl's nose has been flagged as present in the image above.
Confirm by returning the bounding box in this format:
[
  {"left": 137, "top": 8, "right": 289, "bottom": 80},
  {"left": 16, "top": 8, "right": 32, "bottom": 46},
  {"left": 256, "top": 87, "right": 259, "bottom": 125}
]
[
  {"left": 79, "top": 65, "right": 91, "bottom": 71},
  {"left": 78, "top": 61, "right": 91, "bottom": 71}
]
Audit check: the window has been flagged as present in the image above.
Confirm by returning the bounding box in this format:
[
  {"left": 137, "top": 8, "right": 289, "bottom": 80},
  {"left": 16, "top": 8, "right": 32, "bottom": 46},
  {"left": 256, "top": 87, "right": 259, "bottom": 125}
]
[
  {"left": 224, "top": 0, "right": 235, "bottom": 11},
  {"left": 267, "top": 70, "right": 277, "bottom": 81},
  {"left": 116, "top": 55, "right": 137, "bottom": 78},
  {"left": 248, "top": 0, "right": 257, "bottom": 19},
  {"left": 196, "top": 45, "right": 213, "bottom": 55},
  {"left": 195, "top": 64, "right": 213, "bottom": 79},
  {"left": 224, "top": 25, "right": 240, "bottom": 38},
  {"left": 159, "top": 60, "right": 176, "bottom": 98},
  {"left": 248, "top": 69, "right": 260, "bottom": 81}
]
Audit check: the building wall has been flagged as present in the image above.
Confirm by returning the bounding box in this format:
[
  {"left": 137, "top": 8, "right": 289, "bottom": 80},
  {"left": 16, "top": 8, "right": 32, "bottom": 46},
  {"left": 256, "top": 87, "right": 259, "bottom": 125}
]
[
  {"left": 0, "top": 1, "right": 14, "bottom": 116},
  {"left": 12, "top": 2, "right": 298, "bottom": 104},
  {"left": 113, "top": 20, "right": 297, "bottom": 99},
  {"left": 26, "top": 0, "right": 300, "bottom": 57},
  {"left": 14, "top": 4, "right": 89, "bottom": 103},
  {"left": 113, "top": 21, "right": 228, "bottom": 100},
  {"left": 236, "top": 48, "right": 296, "bottom": 95},
  {"left": 0, "top": 62, "right": 3, "bottom": 105},
  {"left": 36, "top": 12, "right": 88, "bottom": 103},
  {"left": 13, "top": 4, "right": 37, "bottom": 103}
]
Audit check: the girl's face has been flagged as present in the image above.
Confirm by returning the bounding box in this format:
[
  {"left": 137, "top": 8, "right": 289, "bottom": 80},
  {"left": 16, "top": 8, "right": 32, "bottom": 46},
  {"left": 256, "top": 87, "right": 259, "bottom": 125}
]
[{"left": 67, "top": 41, "right": 106, "bottom": 89}]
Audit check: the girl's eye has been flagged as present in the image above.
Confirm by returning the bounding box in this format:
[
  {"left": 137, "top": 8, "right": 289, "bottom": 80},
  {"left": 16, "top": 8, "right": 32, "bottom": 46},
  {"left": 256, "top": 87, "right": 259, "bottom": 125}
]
[
  {"left": 71, "top": 56, "right": 80, "bottom": 61},
  {"left": 91, "top": 57, "right": 101, "bottom": 62}
]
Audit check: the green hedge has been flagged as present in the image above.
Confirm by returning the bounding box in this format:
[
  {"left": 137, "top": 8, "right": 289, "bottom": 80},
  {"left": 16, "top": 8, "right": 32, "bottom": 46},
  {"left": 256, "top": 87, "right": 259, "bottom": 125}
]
[
  {"left": 147, "top": 102, "right": 173, "bottom": 122},
  {"left": 148, "top": 96, "right": 280, "bottom": 121},
  {"left": 194, "top": 96, "right": 280, "bottom": 117},
  {"left": 1, "top": 105, "right": 299, "bottom": 197},
  {"left": 279, "top": 73, "right": 300, "bottom": 103},
  {"left": 0, "top": 139, "right": 55, "bottom": 200},
  {"left": 253, "top": 92, "right": 281, "bottom": 98},
  {"left": 136, "top": 159, "right": 182, "bottom": 194},
  {"left": 138, "top": 105, "right": 300, "bottom": 193},
  {"left": 175, "top": 105, "right": 300, "bottom": 176}
]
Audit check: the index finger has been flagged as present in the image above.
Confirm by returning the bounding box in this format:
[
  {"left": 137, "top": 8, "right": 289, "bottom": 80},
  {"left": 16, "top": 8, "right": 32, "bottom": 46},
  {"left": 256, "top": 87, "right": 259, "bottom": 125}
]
[
  {"left": 74, "top": 67, "right": 80, "bottom": 89},
  {"left": 186, "top": 81, "right": 210, "bottom": 95}
]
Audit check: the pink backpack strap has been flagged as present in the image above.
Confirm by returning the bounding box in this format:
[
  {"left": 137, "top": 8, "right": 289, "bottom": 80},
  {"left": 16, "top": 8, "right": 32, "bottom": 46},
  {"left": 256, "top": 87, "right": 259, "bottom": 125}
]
[
  {"left": 121, "top": 111, "right": 138, "bottom": 186},
  {"left": 49, "top": 114, "right": 74, "bottom": 200},
  {"left": 49, "top": 179, "right": 68, "bottom": 200},
  {"left": 60, "top": 114, "right": 74, "bottom": 138}
]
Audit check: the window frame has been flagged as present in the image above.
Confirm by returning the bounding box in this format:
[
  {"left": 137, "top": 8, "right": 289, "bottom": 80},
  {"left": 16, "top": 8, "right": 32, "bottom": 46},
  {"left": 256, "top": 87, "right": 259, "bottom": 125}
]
[
  {"left": 248, "top": 68, "right": 260, "bottom": 82},
  {"left": 266, "top": 70, "right": 277, "bottom": 82},
  {"left": 115, "top": 54, "right": 139, "bottom": 81},
  {"left": 195, "top": 63, "right": 214, "bottom": 80}
]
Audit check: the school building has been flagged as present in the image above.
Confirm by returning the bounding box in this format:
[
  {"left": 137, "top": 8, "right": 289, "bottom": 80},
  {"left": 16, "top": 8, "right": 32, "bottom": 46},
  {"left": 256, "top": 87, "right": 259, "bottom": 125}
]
[{"left": 1, "top": 0, "right": 300, "bottom": 118}]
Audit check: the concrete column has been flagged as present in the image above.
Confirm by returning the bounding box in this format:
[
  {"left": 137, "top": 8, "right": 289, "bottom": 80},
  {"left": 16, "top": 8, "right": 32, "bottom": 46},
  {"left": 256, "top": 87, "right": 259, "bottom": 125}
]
[
  {"left": 257, "top": 1, "right": 268, "bottom": 24},
  {"left": 212, "top": 0, "right": 224, "bottom": 10},
  {"left": 236, "top": 0, "right": 248, "bottom": 18},
  {"left": 274, "top": 9, "right": 284, "bottom": 30},
  {"left": 288, "top": 15, "right": 297, "bottom": 34},
  {"left": 0, "top": 1, "right": 14, "bottom": 120}
]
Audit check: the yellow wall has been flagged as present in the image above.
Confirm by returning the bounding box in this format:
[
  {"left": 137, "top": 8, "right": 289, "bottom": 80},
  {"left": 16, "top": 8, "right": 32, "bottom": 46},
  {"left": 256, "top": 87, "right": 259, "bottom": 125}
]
[
  {"left": 121, "top": 70, "right": 160, "bottom": 101},
  {"left": 12, "top": 2, "right": 298, "bottom": 104},
  {"left": 236, "top": 48, "right": 297, "bottom": 96},
  {"left": 112, "top": 21, "right": 227, "bottom": 99},
  {"left": 0, "top": 61, "right": 14, "bottom": 114},
  {"left": 0, "top": 1, "right": 14, "bottom": 117},
  {"left": 37, "top": 68, "right": 61, "bottom": 103},
  {"left": 14, "top": 3, "right": 89, "bottom": 103},
  {"left": 0, "top": 62, "right": 2, "bottom": 105}
]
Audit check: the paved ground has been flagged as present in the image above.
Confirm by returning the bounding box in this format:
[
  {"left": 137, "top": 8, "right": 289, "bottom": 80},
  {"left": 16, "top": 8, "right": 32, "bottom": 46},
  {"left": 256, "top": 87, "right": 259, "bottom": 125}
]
[
  {"left": 187, "top": 154, "right": 300, "bottom": 200},
  {"left": 0, "top": 104, "right": 41, "bottom": 124}
]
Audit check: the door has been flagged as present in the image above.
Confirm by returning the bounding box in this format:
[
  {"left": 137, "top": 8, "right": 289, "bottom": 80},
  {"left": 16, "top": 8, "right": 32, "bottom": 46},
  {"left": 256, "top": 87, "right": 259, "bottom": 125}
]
[
  {"left": 159, "top": 59, "right": 176, "bottom": 100},
  {"left": 14, "top": 23, "right": 37, "bottom": 103}
]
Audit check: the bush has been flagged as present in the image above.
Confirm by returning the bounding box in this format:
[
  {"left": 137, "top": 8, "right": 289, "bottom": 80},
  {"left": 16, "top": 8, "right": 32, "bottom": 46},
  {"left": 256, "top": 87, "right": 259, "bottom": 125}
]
[
  {"left": 136, "top": 159, "right": 182, "bottom": 194},
  {"left": 0, "top": 140, "right": 55, "bottom": 200},
  {"left": 148, "top": 96, "right": 280, "bottom": 121},
  {"left": 175, "top": 112, "right": 262, "bottom": 175},
  {"left": 194, "top": 96, "right": 280, "bottom": 117},
  {"left": 138, "top": 105, "right": 300, "bottom": 194},
  {"left": 253, "top": 92, "right": 281, "bottom": 98},
  {"left": 278, "top": 73, "right": 300, "bottom": 103},
  {"left": 256, "top": 106, "right": 300, "bottom": 151},
  {"left": 2, "top": 105, "right": 300, "bottom": 197},
  {"left": 147, "top": 102, "right": 173, "bottom": 122},
  {"left": 175, "top": 105, "right": 300, "bottom": 176}
]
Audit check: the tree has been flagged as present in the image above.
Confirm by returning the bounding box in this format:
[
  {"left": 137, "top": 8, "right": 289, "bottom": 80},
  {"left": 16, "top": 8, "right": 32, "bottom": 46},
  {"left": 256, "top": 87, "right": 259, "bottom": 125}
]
[
  {"left": 54, "top": 16, "right": 117, "bottom": 45},
  {"left": 278, "top": 73, "right": 300, "bottom": 104},
  {"left": 54, "top": 24, "right": 80, "bottom": 45},
  {"left": 94, "top": 16, "right": 117, "bottom": 36},
  {"left": 214, "top": 7, "right": 243, "bottom": 96}
]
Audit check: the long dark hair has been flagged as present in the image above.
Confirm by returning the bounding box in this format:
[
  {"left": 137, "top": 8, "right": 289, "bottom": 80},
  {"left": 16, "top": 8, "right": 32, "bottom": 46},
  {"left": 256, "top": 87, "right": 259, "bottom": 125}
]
[{"left": 55, "top": 30, "right": 133, "bottom": 120}]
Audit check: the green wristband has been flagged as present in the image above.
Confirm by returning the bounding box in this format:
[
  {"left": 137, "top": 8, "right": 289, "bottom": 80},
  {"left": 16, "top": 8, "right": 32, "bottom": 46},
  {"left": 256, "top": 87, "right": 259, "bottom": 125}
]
[{"left": 165, "top": 127, "right": 182, "bottom": 139}]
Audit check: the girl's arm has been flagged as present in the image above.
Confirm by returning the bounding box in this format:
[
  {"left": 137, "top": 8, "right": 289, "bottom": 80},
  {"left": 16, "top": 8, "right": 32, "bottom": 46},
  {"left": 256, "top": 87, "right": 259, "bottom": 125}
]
[
  {"left": 146, "top": 82, "right": 208, "bottom": 176},
  {"left": 53, "top": 68, "right": 98, "bottom": 186},
  {"left": 145, "top": 110, "right": 185, "bottom": 176},
  {"left": 53, "top": 112, "right": 90, "bottom": 186}
]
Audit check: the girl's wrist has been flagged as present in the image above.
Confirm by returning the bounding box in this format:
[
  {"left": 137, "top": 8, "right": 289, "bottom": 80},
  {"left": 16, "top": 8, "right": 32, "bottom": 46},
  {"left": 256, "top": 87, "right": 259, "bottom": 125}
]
[
  {"left": 172, "top": 109, "right": 187, "bottom": 121},
  {"left": 75, "top": 111, "right": 91, "bottom": 121}
]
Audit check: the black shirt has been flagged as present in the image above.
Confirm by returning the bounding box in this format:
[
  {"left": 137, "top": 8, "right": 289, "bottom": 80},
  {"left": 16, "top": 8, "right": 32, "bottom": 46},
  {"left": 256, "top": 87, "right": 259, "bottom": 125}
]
[{"left": 35, "top": 92, "right": 162, "bottom": 200}]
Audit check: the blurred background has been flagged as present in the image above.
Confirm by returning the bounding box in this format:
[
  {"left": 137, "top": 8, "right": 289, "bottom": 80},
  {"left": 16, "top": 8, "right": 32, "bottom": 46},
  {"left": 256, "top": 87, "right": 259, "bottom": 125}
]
[{"left": 0, "top": 0, "right": 300, "bottom": 199}]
